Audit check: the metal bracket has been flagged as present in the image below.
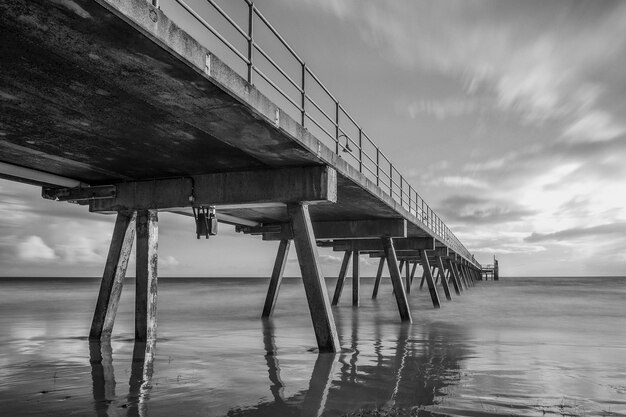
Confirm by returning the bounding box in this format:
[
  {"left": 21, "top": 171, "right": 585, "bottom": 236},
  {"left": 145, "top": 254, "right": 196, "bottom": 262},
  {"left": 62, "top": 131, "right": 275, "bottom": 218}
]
[{"left": 42, "top": 185, "right": 116, "bottom": 203}]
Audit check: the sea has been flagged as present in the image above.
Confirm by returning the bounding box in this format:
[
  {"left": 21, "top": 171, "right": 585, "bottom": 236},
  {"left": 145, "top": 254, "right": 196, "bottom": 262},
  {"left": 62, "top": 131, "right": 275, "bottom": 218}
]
[{"left": 0, "top": 276, "right": 624, "bottom": 417}]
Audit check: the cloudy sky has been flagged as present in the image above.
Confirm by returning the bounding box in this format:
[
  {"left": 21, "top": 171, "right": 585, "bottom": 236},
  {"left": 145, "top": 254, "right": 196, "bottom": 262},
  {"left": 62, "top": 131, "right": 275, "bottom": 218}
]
[{"left": 2, "top": 0, "right": 625, "bottom": 277}]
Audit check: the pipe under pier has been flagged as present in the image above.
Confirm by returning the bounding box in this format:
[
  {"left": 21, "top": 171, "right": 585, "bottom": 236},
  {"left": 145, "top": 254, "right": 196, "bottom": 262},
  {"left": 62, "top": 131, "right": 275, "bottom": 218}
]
[{"left": 0, "top": 0, "right": 490, "bottom": 353}]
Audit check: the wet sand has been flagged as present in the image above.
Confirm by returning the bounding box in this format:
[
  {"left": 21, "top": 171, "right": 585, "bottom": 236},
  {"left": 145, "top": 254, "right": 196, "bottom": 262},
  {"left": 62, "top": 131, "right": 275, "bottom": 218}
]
[{"left": 0, "top": 276, "right": 625, "bottom": 416}]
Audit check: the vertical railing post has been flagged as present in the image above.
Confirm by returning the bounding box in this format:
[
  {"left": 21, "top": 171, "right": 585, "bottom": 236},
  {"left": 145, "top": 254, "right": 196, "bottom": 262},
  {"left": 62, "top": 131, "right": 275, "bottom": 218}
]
[
  {"left": 335, "top": 101, "right": 339, "bottom": 154},
  {"left": 376, "top": 148, "right": 380, "bottom": 187},
  {"left": 301, "top": 63, "right": 306, "bottom": 126},
  {"left": 247, "top": 1, "right": 254, "bottom": 84},
  {"left": 358, "top": 128, "right": 362, "bottom": 173},
  {"left": 389, "top": 164, "right": 393, "bottom": 196}
]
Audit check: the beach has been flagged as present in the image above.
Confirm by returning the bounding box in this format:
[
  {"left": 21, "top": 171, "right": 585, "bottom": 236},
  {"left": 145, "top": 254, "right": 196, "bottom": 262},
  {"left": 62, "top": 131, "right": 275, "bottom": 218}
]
[{"left": 0, "top": 276, "right": 624, "bottom": 416}]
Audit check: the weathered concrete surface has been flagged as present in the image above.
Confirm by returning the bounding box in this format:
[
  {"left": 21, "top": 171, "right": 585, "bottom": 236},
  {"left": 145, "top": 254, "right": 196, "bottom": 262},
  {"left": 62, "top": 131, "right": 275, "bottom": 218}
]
[{"left": 0, "top": 0, "right": 476, "bottom": 264}]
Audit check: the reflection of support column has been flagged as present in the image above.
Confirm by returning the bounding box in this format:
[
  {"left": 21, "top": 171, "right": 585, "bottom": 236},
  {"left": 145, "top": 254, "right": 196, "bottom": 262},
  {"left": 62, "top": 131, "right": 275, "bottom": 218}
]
[
  {"left": 89, "top": 340, "right": 116, "bottom": 417},
  {"left": 127, "top": 339, "right": 156, "bottom": 417},
  {"left": 384, "top": 324, "right": 410, "bottom": 410},
  {"left": 332, "top": 251, "right": 351, "bottom": 305},
  {"left": 371, "top": 257, "right": 385, "bottom": 299},
  {"left": 301, "top": 353, "right": 337, "bottom": 417},
  {"left": 381, "top": 238, "right": 412, "bottom": 323},
  {"left": 352, "top": 250, "right": 360, "bottom": 307},
  {"left": 288, "top": 204, "right": 340, "bottom": 353},
  {"left": 419, "top": 250, "right": 440, "bottom": 309},
  {"left": 262, "top": 239, "right": 291, "bottom": 317},
  {"left": 262, "top": 319, "right": 285, "bottom": 403},
  {"left": 438, "top": 256, "right": 459, "bottom": 296},
  {"left": 90, "top": 211, "right": 136, "bottom": 341},
  {"left": 349, "top": 309, "right": 359, "bottom": 382},
  {"left": 135, "top": 210, "right": 158, "bottom": 343}
]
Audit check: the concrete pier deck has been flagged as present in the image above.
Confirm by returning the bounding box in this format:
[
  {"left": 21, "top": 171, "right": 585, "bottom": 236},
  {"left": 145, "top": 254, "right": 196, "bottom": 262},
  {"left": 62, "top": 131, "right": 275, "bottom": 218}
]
[{"left": 1, "top": 0, "right": 486, "bottom": 351}]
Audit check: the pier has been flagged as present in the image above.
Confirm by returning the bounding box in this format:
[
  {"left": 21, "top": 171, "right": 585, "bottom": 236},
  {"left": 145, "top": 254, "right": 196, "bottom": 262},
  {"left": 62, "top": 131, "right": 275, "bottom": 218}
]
[{"left": 1, "top": 0, "right": 488, "bottom": 353}]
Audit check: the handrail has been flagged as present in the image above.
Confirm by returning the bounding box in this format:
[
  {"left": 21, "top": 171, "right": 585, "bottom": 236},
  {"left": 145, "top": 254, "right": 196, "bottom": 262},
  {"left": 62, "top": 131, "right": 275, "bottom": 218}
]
[{"left": 173, "top": 0, "right": 479, "bottom": 267}]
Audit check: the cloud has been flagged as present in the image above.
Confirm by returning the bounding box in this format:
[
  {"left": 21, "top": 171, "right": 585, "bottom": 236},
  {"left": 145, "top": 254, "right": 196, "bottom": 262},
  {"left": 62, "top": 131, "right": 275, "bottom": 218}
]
[
  {"left": 294, "top": 0, "right": 626, "bottom": 143},
  {"left": 404, "top": 98, "right": 478, "bottom": 120},
  {"left": 524, "top": 222, "right": 626, "bottom": 243},
  {"left": 562, "top": 110, "right": 626, "bottom": 142},
  {"left": 438, "top": 195, "right": 535, "bottom": 225},
  {"left": 160, "top": 255, "right": 180, "bottom": 268},
  {"left": 437, "top": 176, "right": 488, "bottom": 189},
  {"left": 17, "top": 236, "right": 56, "bottom": 261}
]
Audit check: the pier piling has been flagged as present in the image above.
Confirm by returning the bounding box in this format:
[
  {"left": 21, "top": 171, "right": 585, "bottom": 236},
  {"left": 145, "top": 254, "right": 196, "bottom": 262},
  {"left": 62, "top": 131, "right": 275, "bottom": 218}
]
[
  {"left": 90, "top": 211, "right": 136, "bottom": 341},
  {"left": 288, "top": 204, "right": 340, "bottom": 352},
  {"left": 135, "top": 210, "right": 158, "bottom": 343},
  {"left": 262, "top": 239, "right": 291, "bottom": 318},
  {"left": 382, "top": 238, "right": 412, "bottom": 323},
  {"left": 352, "top": 251, "right": 360, "bottom": 307}
]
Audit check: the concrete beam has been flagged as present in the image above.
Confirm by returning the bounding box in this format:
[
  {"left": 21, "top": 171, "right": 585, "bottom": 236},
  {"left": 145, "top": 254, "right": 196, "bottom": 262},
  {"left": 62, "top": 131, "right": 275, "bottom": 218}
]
[
  {"left": 260, "top": 218, "right": 407, "bottom": 241},
  {"left": 90, "top": 166, "right": 336, "bottom": 211},
  {"left": 329, "top": 237, "right": 434, "bottom": 253}
]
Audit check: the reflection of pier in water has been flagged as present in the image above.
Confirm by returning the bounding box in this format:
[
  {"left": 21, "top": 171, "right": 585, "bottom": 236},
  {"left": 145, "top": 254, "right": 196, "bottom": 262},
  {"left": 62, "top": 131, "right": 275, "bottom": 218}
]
[
  {"left": 88, "top": 319, "right": 470, "bottom": 417},
  {"left": 90, "top": 339, "right": 155, "bottom": 417},
  {"left": 227, "top": 317, "right": 471, "bottom": 416}
]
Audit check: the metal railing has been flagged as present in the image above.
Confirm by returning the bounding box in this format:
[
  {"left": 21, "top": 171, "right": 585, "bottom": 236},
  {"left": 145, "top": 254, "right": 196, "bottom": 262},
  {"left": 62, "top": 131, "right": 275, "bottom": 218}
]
[{"left": 171, "top": 0, "right": 477, "bottom": 266}]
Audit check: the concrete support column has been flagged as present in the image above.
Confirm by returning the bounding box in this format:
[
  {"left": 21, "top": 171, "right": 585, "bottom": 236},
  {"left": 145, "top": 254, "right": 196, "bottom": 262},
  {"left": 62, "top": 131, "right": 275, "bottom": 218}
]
[
  {"left": 262, "top": 239, "right": 291, "bottom": 317},
  {"left": 419, "top": 250, "right": 441, "bottom": 309},
  {"left": 381, "top": 237, "right": 412, "bottom": 322},
  {"left": 90, "top": 211, "right": 136, "bottom": 341},
  {"left": 438, "top": 256, "right": 460, "bottom": 296},
  {"left": 352, "top": 250, "right": 360, "bottom": 306},
  {"left": 449, "top": 260, "right": 464, "bottom": 292},
  {"left": 371, "top": 257, "right": 385, "bottom": 299},
  {"left": 405, "top": 260, "right": 411, "bottom": 294},
  {"left": 433, "top": 259, "right": 452, "bottom": 301},
  {"left": 288, "top": 203, "right": 340, "bottom": 353},
  {"left": 409, "top": 262, "right": 418, "bottom": 289},
  {"left": 135, "top": 210, "right": 158, "bottom": 343},
  {"left": 331, "top": 251, "right": 351, "bottom": 306}
]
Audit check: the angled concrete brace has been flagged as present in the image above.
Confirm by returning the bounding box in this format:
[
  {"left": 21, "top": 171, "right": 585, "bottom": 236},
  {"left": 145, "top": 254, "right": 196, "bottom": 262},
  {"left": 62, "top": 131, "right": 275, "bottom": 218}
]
[
  {"left": 262, "top": 239, "right": 291, "bottom": 317},
  {"left": 456, "top": 262, "right": 470, "bottom": 289},
  {"left": 448, "top": 259, "right": 464, "bottom": 292},
  {"left": 460, "top": 264, "right": 471, "bottom": 287},
  {"left": 409, "top": 261, "right": 418, "bottom": 288},
  {"left": 371, "top": 257, "right": 385, "bottom": 299},
  {"left": 90, "top": 211, "right": 136, "bottom": 341},
  {"left": 288, "top": 203, "right": 340, "bottom": 352},
  {"left": 135, "top": 210, "right": 158, "bottom": 343},
  {"left": 461, "top": 262, "right": 474, "bottom": 287},
  {"left": 331, "top": 251, "right": 352, "bottom": 306},
  {"left": 419, "top": 250, "right": 441, "bottom": 309},
  {"left": 433, "top": 257, "right": 452, "bottom": 301},
  {"left": 419, "top": 269, "right": 427, "bottom": 290},
  {"left": 438, "top": 256, "right": 460, "bottom": 296},
  {"left": 381, "top": 238, "right": 412, "bottom": 322}
]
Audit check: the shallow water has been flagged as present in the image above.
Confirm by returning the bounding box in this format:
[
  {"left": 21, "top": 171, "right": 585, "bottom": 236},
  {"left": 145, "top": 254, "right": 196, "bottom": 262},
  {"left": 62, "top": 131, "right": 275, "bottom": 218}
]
[{"left": 0, "top": 276, "right": 625, "bottom": 416}]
